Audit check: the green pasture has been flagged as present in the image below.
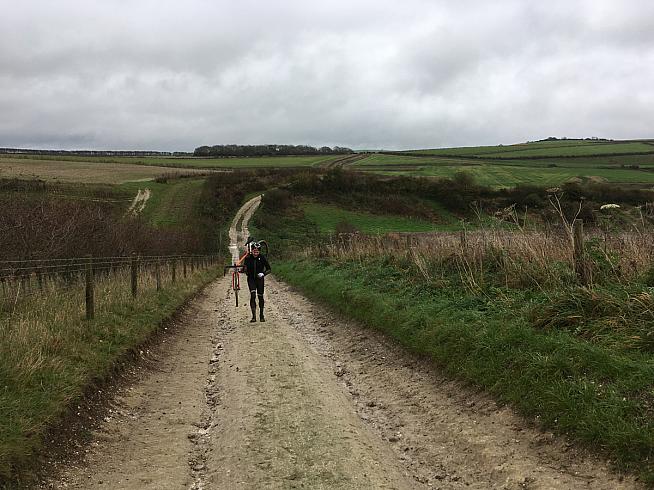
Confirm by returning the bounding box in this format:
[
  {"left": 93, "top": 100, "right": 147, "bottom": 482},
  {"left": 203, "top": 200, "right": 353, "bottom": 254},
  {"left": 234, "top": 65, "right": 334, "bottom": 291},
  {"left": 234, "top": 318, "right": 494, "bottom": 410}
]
[
  {"left": 356, "top": 154, "right": 479, "bottom": 166},
  {"left": 405, "top": 164, "right": 654, "bottom": 187},
  {"left": 405, "top": 139, "right": 654, "bottom": 158},
  {"left": 426, "top": 164, "right": 654, "bottom": 186},
  {"left": 405, "top": 139, "right": 608, "bottom": 156},
  {"left": 484, "top": 142, "right": 654, "bottom": 158},
  {"left": 120, "top": 155, "right": 343, "bottom": 168},
  {"left": 119, "top": 178, "right": 205, "bottom": 228},
  {"left": 354, "top": 154, "right": 654, "bottom": 187},
  {"left": 519, "top": 153, "right": 654, "bottom": 168},
  {"left": 302, "top": 202, "right": 453, "bottom": 233}
]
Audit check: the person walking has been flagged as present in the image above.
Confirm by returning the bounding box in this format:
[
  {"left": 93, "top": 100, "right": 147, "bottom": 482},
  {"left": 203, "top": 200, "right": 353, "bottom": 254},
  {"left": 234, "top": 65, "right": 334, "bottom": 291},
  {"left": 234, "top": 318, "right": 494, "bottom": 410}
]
[{"left": 242, "top": 241, "right": 271, "bottom": 322}]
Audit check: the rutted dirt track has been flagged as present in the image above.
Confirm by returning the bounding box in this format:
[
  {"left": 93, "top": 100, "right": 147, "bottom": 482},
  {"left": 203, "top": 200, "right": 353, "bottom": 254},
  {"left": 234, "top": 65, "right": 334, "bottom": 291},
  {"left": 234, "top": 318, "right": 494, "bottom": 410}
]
[{"left": 42, "top": 199, "right": 640, "bottom": 489}]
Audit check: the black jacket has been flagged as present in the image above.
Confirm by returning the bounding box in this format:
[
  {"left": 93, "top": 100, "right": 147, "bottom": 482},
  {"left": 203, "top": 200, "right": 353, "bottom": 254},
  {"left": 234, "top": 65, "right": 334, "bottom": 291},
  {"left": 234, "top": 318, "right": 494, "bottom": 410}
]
[{"left": 243, "top": 254, "right": 271, "bottom": 280}]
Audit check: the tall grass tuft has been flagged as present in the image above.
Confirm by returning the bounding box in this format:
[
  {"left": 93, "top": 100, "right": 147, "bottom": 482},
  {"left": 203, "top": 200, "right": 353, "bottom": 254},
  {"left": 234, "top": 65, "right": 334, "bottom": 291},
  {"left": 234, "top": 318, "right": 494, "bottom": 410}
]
[
  {"left": 0, "top": 260, "right": 220, "bottom": 483},
  {"left": 308, "top": 229, "right": 654, "bottom": 291}
]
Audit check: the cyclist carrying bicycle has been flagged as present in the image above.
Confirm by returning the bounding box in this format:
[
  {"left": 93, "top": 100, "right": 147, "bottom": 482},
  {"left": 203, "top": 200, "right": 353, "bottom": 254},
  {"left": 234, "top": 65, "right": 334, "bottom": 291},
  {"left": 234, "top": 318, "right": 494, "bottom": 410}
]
[{"left": 241, "top": 239, "right": 271, "bottom": 322}]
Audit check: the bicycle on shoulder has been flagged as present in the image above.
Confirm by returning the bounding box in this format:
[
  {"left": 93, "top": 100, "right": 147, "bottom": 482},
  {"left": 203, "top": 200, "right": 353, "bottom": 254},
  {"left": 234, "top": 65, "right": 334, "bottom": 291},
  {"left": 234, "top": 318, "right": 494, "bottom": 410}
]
[{"left": 224, "top": 238, "right": 270, "bottom": 309}]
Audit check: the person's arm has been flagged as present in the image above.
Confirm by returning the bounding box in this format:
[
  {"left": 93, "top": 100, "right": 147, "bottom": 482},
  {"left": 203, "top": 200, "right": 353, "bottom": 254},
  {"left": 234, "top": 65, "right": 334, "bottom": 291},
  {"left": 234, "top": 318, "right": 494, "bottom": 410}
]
[
  {"left": 262, "top": 256, "right": 271, "bottom": 276},
  {"left": 236, "top": 251, "right": 249, "bottom": 267}
]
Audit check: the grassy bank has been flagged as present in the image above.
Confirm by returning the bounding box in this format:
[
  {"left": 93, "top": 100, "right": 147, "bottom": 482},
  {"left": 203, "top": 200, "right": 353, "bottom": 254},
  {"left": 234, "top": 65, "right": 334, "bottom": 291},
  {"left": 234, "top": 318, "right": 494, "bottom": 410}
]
[
  {"left": 274, "top": 257, "right": 654, "bottom": 483},
  {"left": 0, "top": 264, "right": 220, "bottom": 484},
  {"left": 302, "top": 202, "right": 457, "bottom": 233},
  {"left": 120, "top": 178, "right": 206, "bottom": 228},
  {"left": 356, "top": 154, "right": 654, "bottom": 186}
]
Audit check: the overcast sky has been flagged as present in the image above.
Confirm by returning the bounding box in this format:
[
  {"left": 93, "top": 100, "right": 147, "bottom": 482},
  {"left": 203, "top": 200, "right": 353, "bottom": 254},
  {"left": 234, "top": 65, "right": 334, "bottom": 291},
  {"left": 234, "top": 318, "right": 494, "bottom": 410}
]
[{"left": 1, "top": 0, "right": 653, "bottom": 151}]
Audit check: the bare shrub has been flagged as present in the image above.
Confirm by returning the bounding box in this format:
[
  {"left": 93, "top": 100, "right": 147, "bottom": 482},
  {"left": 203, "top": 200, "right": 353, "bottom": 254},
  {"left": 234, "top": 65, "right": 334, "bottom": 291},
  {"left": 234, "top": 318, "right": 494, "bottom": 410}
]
[{"left": 0, "top": 195, "right": 202, "bottom": 260}]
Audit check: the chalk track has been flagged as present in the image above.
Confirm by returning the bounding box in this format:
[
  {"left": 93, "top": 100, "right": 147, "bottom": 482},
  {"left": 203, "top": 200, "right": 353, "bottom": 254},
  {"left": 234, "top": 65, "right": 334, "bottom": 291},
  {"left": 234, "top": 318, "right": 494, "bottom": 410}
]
[{"left": 42, "top": 197, "right": 639, "bottom": 489}]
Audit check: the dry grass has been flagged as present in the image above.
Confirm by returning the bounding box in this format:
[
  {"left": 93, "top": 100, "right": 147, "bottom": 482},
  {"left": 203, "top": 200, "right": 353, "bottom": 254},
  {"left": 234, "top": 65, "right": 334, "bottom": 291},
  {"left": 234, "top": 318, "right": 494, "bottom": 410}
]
[
  {"left": 0, "top": 157, "right": 212, "bottom": 184},
  {"left": 0, "top": 259, "right": 219, "bottom": 480},
  {"left": 308, "top": 228, "right": 654, "bottom": 291}
]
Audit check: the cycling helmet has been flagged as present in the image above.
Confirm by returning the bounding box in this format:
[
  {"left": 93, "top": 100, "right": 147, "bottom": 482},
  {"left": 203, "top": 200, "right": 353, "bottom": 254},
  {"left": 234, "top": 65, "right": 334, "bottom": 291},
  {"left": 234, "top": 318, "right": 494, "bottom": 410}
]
[
  {"left": 244, "top": 238, "right": 269, "bottom": 255},
  {"left": 245, "top": 238, "right": 262, "bottom": 253}
]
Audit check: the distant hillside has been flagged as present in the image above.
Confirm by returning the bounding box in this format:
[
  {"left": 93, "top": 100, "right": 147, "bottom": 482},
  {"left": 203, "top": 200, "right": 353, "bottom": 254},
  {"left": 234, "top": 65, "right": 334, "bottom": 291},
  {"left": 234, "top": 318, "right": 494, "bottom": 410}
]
[{"left": 398, "top": 138, "right": 654, "bottom": 159}]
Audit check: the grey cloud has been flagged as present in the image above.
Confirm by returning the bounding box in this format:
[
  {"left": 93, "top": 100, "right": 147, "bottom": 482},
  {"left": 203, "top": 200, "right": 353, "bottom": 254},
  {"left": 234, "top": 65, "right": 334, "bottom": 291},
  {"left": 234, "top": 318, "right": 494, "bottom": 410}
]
[{"left": 1, "top": 0, "right": 653, "bottom": 150}]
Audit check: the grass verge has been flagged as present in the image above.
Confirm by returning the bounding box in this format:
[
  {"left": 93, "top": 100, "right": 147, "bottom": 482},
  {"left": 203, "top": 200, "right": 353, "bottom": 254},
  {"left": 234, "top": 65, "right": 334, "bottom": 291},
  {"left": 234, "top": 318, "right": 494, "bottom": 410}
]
[
  {"left": 274, "top": 257, "right": 654, "bottom": 484},
  {"left": 0, "top": 264, "right": 221, "bottom": 485}
]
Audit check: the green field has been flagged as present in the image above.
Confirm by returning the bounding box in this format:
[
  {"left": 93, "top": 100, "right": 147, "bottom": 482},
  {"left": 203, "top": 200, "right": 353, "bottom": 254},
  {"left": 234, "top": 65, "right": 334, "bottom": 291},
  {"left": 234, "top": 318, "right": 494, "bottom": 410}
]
[
  {"left": 355, "top": 153, "right": 654, "bottom": 187},
  {"left": 404, "top": 139, "right": 608, "bottom": 156},
  {"left": 7, "top": 138, "right": 654, "bottom": 189},
  {"left": 483, "top": 142, "right": 654, "bottom": 158},
  {"left": 302, "top": 202, "right": 451, "bottom": 233},
  {"left": 419, "top": 164, "right": 654, "bottom": 186},
  {"left": 119, "top": 179, "right": 205, "bottom": 228},
  {"left": 406, "top": 139, "right": 654, "bottom": 158}
]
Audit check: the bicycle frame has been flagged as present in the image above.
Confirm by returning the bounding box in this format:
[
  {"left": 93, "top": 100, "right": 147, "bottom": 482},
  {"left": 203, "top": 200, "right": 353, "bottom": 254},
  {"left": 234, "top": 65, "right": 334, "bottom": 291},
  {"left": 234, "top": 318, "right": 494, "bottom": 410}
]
[{"left": 223, "top": 264, "right": 243, "bottom": 306}]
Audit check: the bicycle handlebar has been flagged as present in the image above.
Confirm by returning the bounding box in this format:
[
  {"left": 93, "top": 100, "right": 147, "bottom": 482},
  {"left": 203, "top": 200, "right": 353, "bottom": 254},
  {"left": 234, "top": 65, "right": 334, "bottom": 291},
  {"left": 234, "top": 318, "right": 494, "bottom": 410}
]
[{"left": 223, "top": 264, "right": 243, "bottom": 276}]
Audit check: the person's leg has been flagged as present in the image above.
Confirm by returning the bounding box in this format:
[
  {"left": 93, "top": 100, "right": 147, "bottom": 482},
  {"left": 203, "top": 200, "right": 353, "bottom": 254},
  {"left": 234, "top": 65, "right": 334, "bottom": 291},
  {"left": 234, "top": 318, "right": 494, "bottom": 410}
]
[
  {"left": 247, "top": 277, "right": 257, "bottom": 322},
  {"left": 257, "top": 277, "right": 265, "bottom": 321}
]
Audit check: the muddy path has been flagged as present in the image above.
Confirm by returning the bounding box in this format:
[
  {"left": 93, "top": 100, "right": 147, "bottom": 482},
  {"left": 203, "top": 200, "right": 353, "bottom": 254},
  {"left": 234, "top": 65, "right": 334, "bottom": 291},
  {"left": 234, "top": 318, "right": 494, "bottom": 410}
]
[
  {"left": 228, "top": 195, "right": 261, "bottom": 263},
  {"left": 321, "top": 153, "right": 369, "bottom": 168},
  {"left": 126, "top": 188, "right": 152, "bottom": 215},
  {"left": 41, "top": 197, "right": 640, "bottom": 489}
]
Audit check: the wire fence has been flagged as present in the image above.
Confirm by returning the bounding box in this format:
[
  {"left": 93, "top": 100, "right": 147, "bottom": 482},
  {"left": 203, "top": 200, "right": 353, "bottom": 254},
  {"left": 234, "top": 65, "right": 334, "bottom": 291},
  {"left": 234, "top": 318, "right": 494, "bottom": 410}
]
[{"left": 0, "top": 254, "right": 222, "bottom": 318}]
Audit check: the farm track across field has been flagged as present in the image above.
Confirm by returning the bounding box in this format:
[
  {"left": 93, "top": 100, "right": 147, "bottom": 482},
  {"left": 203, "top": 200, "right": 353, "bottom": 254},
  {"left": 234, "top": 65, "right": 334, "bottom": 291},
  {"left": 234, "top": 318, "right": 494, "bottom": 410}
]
[{"left": 39, "top": 199, "right": 640, "bottom": 489}]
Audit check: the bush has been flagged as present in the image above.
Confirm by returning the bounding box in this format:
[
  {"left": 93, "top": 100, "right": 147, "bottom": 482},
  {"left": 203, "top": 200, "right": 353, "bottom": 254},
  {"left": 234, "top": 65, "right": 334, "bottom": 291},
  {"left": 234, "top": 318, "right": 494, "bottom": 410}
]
[
  {"left": 261, "top": 188, "right": 295, "bottom": 214},
  {"left": 0, "top": 195, "right": 201, "bottom": 260},
  {"left": 335, "top": 220, "right": 359, "bottom": 234}
]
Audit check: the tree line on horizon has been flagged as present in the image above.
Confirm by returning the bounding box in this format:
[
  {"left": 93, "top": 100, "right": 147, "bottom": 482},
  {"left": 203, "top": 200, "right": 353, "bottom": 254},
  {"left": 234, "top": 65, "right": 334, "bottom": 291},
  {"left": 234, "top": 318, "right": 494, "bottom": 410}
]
[{"left": 193, "top": 144, "right": 354, "bottom": 157}]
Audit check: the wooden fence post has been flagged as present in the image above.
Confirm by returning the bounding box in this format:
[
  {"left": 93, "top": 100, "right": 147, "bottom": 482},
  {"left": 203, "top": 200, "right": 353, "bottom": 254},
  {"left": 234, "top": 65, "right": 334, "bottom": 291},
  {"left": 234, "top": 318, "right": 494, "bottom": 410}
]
[
  {"left": 460, "top": 229, "right": 467, "bottom": 250},
  {"left": 155, "top": 259, "right": 161, "bottom": 291},
  {"left": 85, "top": 256, "right": 94, "bottom": 320},
  {"left": 573, "top": 219, "right": 590, "bottom": 285},
  {"left": 183, "top": 257, "right": 187, "bottom": 278},
  {"left": 171, "top": 259, "right": 176, "bottom": 283},
  {"left": 131, "top": 254, "right": 138, "bottom": 298},
  {"left": 37, "top": 266, "right": 43, "bottom": 291}
]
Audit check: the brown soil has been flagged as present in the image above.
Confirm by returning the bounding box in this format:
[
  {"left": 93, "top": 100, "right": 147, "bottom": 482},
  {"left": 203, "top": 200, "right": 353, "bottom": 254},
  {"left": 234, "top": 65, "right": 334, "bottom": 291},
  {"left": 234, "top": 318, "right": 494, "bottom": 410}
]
[
  {"left": 126, "top": 188, "right": 152, "bottom": 215},
  {"left": 0, "top": 158, "right": 210, "bottom": 184}
]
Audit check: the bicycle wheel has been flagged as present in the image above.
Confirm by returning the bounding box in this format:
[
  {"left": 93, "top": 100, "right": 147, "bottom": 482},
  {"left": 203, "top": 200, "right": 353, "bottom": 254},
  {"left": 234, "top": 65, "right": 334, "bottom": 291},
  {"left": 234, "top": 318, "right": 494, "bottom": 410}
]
[{"left": 233, "top": 272, "right": 240, "bottom": 307}]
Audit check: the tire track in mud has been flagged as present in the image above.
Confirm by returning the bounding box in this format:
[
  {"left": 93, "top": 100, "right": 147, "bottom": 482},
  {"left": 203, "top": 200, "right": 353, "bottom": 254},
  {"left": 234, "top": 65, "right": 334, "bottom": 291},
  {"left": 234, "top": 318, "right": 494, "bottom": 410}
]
[
  {"left": 41, "top": 282, "right": 224, "bottom": 489},
  {"left": 267, "top": 278, "right": 639, "bottom": 489},
  {"left": 126, "top": 188, "right": 151, "bottom": 215},
  {"left": 199, "top": 282, "right": 413, "bottom": 489}
]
